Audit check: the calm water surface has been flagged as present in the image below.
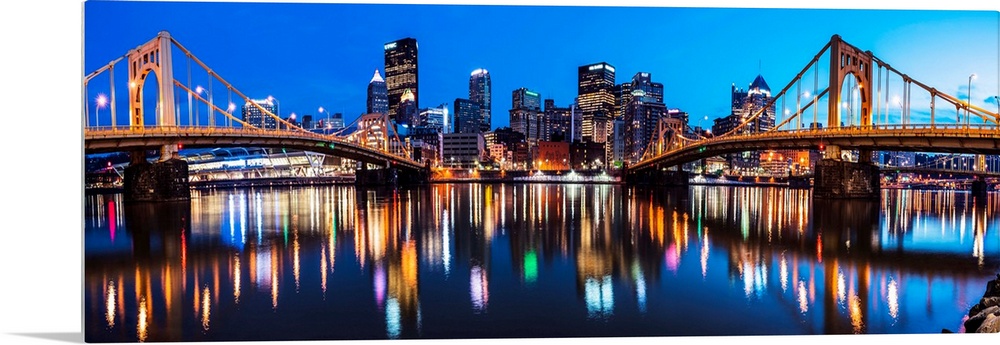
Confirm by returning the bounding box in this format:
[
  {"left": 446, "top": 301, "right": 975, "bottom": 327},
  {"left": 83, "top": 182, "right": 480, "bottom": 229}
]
[{"left": 83, "top": 184, "right": 1000, "bottom": 342}]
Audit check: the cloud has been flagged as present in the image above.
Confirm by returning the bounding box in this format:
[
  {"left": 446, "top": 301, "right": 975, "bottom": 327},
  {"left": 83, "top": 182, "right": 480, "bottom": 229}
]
[{"left": 985, "top": 96, "right": 1000, "bottom": 105}]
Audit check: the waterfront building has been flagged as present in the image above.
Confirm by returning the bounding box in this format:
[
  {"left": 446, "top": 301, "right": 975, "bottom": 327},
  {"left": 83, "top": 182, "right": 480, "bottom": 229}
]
[
  {"left": 442, "top": 132, "right": 485, "bottom": 168},
  {"left": 535, "top": 141, "right": 570, "bottom": 171}
]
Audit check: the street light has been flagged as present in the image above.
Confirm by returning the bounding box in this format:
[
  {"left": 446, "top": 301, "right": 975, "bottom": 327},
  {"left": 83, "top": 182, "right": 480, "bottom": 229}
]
[
  {"left": 967, "top": 73, "right": 977, "bottom": 126},
  {"left": 94, "top": 93, "right": 108, "bottom": 127},
  {"left": 196, "top": 85, "right": 214, "bottom": 127}
]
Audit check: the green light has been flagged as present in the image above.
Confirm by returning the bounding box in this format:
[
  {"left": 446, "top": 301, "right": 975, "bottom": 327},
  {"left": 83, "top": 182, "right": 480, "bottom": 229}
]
[
  {"left": 524, "top": 250, "right": 538, "bottom": 284},
  {"left": 525, "top": 91, "right": 539, "bottom": 97}
]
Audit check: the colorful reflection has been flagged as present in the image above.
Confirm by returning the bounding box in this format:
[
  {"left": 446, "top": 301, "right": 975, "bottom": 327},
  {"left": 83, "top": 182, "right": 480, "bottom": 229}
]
[{"left": 84, "top": 186, "right": 1000, "bottom": 342}]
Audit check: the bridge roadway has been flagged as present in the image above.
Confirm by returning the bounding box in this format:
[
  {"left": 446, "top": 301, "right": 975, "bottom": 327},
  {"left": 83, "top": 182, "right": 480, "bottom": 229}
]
[
  {"left": 631, "top": 124, "right": 1000, "bottom": 171},
  {"left": 881, "top": 166, "right": 1000, "bottom": 178},
  {"left": 84, "top": 126, "right": 426, "bottom": 171}
]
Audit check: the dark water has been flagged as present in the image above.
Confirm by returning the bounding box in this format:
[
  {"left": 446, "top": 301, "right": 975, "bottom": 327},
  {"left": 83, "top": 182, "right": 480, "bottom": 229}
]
[{"left": 83, "top": 185, "right": 1000, "bottom": 342}]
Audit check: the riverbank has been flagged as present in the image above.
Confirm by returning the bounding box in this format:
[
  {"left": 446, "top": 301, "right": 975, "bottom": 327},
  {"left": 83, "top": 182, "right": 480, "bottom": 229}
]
[{"left": 959, "top": 273, "right": 1000, "bottom": 333}]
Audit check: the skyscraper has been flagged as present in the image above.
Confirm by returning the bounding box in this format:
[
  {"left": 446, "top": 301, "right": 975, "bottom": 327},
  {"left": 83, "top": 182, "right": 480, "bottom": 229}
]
[
  {"left": 454, "top": 98, "right": 481, "bottom": 134},
  {"left": 469, "top": 69, "right": 492, "bottom": 133},
  {"left": 624, "top": 89, "right": 667, "bottom": 164},
  {"left": 543, "top": 99, "right": 573, "bottom": 142},
  {"left": 418, "top": 103, "right": 449, "bottom": 132},
  {"left": 385, "top": 38, "right": 418, "bottom": 115},
  {"left": 578, "top": 62, "right": 616, "bottom": 143},
  {"left": 712, "top": 75, "right": 776, "bottom": 170},
  {"left": 367, "top": 69, "right": 389, "bottom": 115},
  {"left": 242, "top": 98, "right": 278, "bottom": 130},
  {"left": 397, "top": 88, "right": 418, "bottom": 127},
  {"left": 510, "top": 88, "right": 542, "bottom": 143}
]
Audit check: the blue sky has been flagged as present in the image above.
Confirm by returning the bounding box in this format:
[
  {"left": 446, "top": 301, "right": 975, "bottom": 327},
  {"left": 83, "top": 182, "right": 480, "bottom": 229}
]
[{"left": 83, "top": 1, "right": 998, "bottom": 129}]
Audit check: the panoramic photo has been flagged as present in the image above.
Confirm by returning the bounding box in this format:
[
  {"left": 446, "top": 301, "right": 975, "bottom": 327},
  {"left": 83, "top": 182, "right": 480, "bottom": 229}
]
[{"left": 81, "top": 0, "right": 1000, "bottom": 342}]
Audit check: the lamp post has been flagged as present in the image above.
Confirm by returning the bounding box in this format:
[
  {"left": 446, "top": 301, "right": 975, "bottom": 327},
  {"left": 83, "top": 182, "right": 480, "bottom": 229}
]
[
  {"left": 94, "top": 94, "right": 108, "bottom": 128},
  {"left": 267, "top": 95, "right": 280, "bottom": 129},
  {"left": 226, "top": 103, "right": 236, "bottom": 128},
  {"left": 967, "top": 73, "right": 976, "bottom": 126},
  {"left": 196, "top": 85, "right": 213, "bottom": 127},
  {"left": 319, "top": 106, "right": 333, "bottom": 134}
]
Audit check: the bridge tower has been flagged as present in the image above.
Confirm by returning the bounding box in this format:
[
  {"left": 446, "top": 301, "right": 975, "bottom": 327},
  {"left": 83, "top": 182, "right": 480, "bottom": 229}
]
[
  {"left": 814, "top": 35, "right": 879, "bottom": 198},
  {"left": 826, "top": 34, "right": 874, "bottom": 161},
  {"left": 122, "top": 31, "right": 190, "bottom": 202}
]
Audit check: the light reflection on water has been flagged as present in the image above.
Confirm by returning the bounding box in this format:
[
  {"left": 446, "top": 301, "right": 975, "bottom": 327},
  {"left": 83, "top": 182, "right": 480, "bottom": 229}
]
[{"left": 84, "top": 185, "right": 1000, "bottom": 342}]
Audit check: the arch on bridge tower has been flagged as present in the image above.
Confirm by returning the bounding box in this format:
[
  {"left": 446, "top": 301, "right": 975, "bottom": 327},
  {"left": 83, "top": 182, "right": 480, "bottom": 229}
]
[
  {"left": 127, "top": 31, "right": 176, "bottom": 129},
  {"left": 827, "top": 35, "right": 874, "bottom": 160}
]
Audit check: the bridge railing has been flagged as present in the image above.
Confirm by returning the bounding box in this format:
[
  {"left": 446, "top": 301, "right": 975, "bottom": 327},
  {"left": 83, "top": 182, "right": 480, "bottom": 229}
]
[
  {"left": 84, "top": 125, "right": 424, "bottom": 167},
  {"left": 638, "top": 124, "right": 1000, "bottom": 167}
]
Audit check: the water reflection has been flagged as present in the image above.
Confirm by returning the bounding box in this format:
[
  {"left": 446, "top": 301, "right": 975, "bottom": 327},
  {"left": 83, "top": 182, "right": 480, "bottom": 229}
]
[{"left": 84, "top": 185, "right": 1000, "bottom": 342}]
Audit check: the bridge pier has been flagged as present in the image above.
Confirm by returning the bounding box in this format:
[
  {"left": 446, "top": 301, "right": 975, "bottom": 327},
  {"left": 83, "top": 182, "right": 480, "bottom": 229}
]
[
  {"left": 624, "top": 166, "right": 689, "bottom": 187},
  {"left": 354, "top": 163, "right": 430, "bottom": 188},
  {"left": 971, "top": 177, "right": 988, "bottom": 198},
  {"left": 354, "top": 164, "right": 397, "bottom": 187},
  {"left": 813, "top": 159, "right": 880, "bottom": 199},
  {"left": 123, "top": 148, "right": 191, "bottom": 203}
]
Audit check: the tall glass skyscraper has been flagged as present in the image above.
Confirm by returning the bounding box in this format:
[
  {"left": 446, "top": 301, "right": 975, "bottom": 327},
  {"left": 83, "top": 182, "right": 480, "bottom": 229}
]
[
  {"left": 454, "top": 98, "right": 481, "bottom": 134},
  {"left": 367, "top": 69, "right": 388, "bottom": 114},
  {"left": 578, "top": 62, "right": 615, "bottom": 143},
  {"left": 510, "top": 87, "right": 541, "bottom": 142},
  {"left": 385, "top": 37, "right": 418, "bottom": 116},
  {"left": 469, "top": 68, "right": 492, "bottom": 133}
]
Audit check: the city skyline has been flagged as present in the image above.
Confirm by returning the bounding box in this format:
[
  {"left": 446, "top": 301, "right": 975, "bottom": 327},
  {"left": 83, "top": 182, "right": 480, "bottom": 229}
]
[{"left": 83, "top": 2, "right": 999, "bottom": 131}]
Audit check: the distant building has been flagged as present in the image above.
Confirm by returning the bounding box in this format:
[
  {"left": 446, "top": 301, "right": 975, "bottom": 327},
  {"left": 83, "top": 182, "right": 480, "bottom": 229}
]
[
  {"left": 442, "top": 132, "right": 485, "bottom": 168},
  {"left": 470, "top": 69, "right": 492, "bottom": 133},
  {"left": 396, "top": 88, "right": 419, "bottom": 127},
  {"left": 510, "top": 88, "right": 543, "bottom": 143},
  {"left": 570, "top": 141, "right": 606, "bottom": 170},
  {"left": 454, "top": 98, "right": 481, "bottom": 134},
  {"left": 543, "top": 99, "right": 573, "bottom": 142},
  {"left": 409, "top": 126, "right": 443, "bottom": 165},
  {"left": 367, "top": 69, "right": 389, "bottom": 115},
  {"left": 329, "top": 112, "right": 345, "bottom": 131},
  {"left": 535, "top": 141, "right": 570, "bottom": 171},
  {"left": 242, "top": 98, "right": 278, "bottom": 129},
  {"left": 624, "top": 89, "right": 667, "bottom": 164},
  {"left": 419, "top": 103, "right": 449, "bottom": 132},
  {"left": 385, "top": 38, "right": 419, "bottom": 113},
  {"left": 301, "top": 115, "right": 313, "bottom": 130},
  {"left": 578, "top": 62, "right": 616, "bottom": 144},
  {"left": 711, "top": 75, "right": 776, "bottom": 171},
  {"left": 610, "top": 118, "right": 625, "bottom": 168}
]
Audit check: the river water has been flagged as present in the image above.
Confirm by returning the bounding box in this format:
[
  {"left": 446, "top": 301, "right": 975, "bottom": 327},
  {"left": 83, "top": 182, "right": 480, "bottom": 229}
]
[{"left": 83, "top": 184, "right": 1000, "bottom": 342}]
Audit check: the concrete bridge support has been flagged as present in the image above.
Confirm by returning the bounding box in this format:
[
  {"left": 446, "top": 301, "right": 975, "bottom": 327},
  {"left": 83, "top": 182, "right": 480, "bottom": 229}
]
[
  {"left": 813, "top": 159, "right": 880, "bottom": 199},
  {"left": 123, "top": 148, "right": 191, "bottom": 202},
  {"left": 624, "top": 166, "right": 690, "bottom": 187},
  {"left": 354, "top": 163, "right": 430, "bottom": 188},
  {"left": 354, "top": 164, "right": 397, "bottom": 187},
  {"left": 971, "top": 177, "right": 988, "bottom": 198}
]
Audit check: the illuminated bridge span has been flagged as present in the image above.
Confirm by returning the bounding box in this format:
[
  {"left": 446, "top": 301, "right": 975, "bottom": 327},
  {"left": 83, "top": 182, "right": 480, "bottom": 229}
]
[
  {"left": 627, "top": 35, "right": 1000, "bottom": 198},
  {"left": 83, "top": 31, "right": 427, "bottom": 201}
]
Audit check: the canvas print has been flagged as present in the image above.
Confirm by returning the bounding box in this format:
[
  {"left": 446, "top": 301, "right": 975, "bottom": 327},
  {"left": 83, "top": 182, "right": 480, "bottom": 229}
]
[{"left": 83, "top": 0, "right": 1000, "bottom": 342}]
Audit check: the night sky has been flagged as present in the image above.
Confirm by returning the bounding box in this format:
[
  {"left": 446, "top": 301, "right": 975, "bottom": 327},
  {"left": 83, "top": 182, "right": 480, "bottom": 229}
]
[{"left": 83, "top": 1, "right": 998, "bottom": 130}]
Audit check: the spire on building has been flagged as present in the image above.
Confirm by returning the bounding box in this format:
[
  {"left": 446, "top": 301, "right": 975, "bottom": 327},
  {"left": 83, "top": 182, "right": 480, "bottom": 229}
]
[{"left": 370, "top": 69, "right": 384, "bottom": 84}]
